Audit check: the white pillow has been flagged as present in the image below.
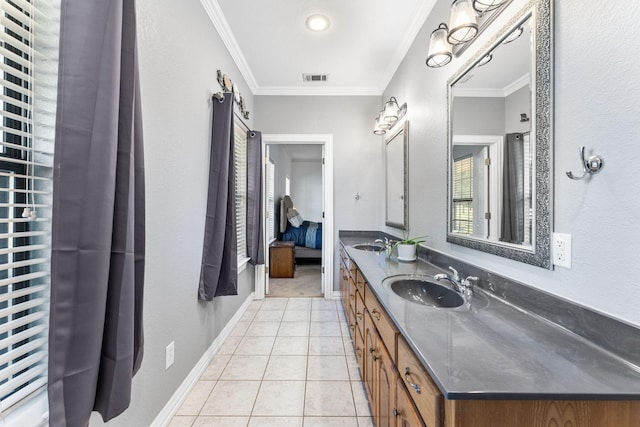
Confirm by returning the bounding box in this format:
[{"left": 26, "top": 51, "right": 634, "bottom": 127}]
[{"left": 289, "top": 214, "right": 303, "bottom": 228}]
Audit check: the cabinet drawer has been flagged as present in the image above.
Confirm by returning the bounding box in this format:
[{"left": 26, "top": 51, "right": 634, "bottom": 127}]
[
  {"left": 364, "top": 283, "right": 398, "bottom": 362},
  {"left": 397, "top": 336, "right": 443, "bottom": 427},
  {"left": 347, "top": 306, "right": 356, "bottom": 339},
  {"left": 355, "top": 326, "right": 365, "bottom": 374},
  {"left": 355, "top": 269, "right": 367, "bottom": 294}
]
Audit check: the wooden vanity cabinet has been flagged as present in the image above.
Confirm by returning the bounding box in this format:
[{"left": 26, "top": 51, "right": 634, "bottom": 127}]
[{"left": 396, "top": 378, "right": 426, "bottom": 427}]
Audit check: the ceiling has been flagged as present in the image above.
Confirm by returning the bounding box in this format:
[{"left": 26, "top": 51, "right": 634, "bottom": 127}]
[{"left": 202, "top": 0, "right": 437, "bottom": 96}]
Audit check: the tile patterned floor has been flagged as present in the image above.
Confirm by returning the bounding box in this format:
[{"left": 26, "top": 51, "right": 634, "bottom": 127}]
[{"left": 169, "top": 297, "right": 374, "bottom": 427}]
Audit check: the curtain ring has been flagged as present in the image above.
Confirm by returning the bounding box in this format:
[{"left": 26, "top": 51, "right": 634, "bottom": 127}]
[
  {"left": 212, "top": 92, "right": 225, "bottom": 103},
  {"left": 250, "top": 132, "right": 256, "bottom": 137}
]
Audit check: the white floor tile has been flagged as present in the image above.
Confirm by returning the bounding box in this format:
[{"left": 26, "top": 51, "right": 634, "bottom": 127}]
[
  {"left": 263, "top": 355, "right": 308, "bottom": 381},
  {"left": 303, "top": 417, "right": 359, "bottom": 427},
  {"left": 235, "top": 336, "right": 276, "bottom": 355},
  {"left": 310, "top": 310, "right": 339, "bottom": 322},
  {"left": 304, "top": 381, "right": 356, "bottom": 416},
  {"left": 218, "top": 336, "right": 243, "bottom": 355},
  {"left": 340, "top": 322, "right": 351, "bottom": 336},
  {"left": 176, "top": 381, "right": 216, "bottom": 415},
  {"left": 282, "top": 310, "right": 311, "bottom": 322},
  {"left": 345, "top": 355, "right": 362, "bottom": 381},
  {"left": 229, "top": 321, "right": 251, "bottom": 336},
  {"left": 249, "top": 300, "right": 264, "bottom": 310},
  {"left": 220, "top": 355, "right": 269, "bottom": 380},
  {"left": 261, "top": 298, "right": 289, "bottom": 310},
  {"left": 248, "top": 417, "right": 303, "bottom": 427},
  {"left": 278, "top": 322, "right": 310, "bottom": 337},
  {"left": 245, "top": 321, "right": 281, "bottom": 337},
  {"left": 200, "top": 381, "right": 260, "bottom": 416},
  {"left": 312, "top": 299, "right": 337, "bottom": 311},
  {"left": 240, "top": 310, "right": 258, "bottom": 322},
  {"left": 192, "top": 416, "right": 249, "bottom": 427},
  {"left": 286, "top": 298, "right": 313, "bottom": 310},
  {"left": 271, "top": 336, "right": 309, "bottom": 355},
  {"left": 252, "top": 381, "right": 306, "bottom": 416},
  {"left": 167, "top": 415, "right": 195, "bottom": 427},
  {"left": 308, "top": 336, "right": 345, "bottom": 355},
  {"left": 307, "top": 356, "right": 350, "bottom": 381},
  {"left": 310, "top": 321, "right": 342, "bottom": 337},
  {"left": 254, "top": 310, "right": 284, "bottom": 322},
  {"left": 351, "top": 381, "right": 372, "bottom": 417},
  {"left": 357, "top": 416, "right": 375, "bottom": 427},
  {"left": 200, "top": 354, "right": 231, "bottom": 380}
]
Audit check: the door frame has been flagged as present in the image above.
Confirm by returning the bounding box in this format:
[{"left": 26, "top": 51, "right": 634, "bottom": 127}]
[{"left": 254, "top": 133, "right": 334, "bottom": 300}]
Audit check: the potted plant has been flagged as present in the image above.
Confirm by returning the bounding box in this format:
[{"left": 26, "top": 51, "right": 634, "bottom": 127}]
[{"left": 391, "top": 231, "right": 427, "bottom": 262}]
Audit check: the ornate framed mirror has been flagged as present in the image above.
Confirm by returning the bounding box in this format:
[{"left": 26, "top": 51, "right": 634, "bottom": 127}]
[
  {"left": 385, "top": 121, "right": 409, "bottom": 230},
  {"left": 447, "top": 0, "right": 553, "bottom": 268}
]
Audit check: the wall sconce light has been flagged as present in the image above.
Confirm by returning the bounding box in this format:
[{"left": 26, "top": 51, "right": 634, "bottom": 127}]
[
  {"left": 373, "top": 97, "right": 407, "bottom": 135},
  {"left": 426, "top": 24, "right": 453, "bottom": 68},
  {"left": 472, "top": 0, "right": 508, "bottom": 13},
  {"left": 426, "top": 0, "right": 511, "bottom": 68},
  {"left": 448, "top": 0, "right": 478, "bottom": 45}
]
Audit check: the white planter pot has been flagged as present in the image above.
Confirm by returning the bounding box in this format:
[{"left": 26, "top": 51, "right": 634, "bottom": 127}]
[{"left": 396, "top": 243, "right": 416, "bottom": 261}]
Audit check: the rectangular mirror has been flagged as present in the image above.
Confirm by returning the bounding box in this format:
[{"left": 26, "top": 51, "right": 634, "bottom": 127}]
[
  {"left": 385, "top": 121, "right": 409, "bottom": 230},
  {"left": 447, "top": 0, "right": 553, "bottom": 268}
]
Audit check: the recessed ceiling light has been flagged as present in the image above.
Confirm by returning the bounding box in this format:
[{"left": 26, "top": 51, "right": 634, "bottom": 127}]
[{"left": 305, "top": 14, "right": 330, "bottom": 32}]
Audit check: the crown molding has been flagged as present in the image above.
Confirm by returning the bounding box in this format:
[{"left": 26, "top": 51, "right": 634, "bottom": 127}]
[
  {"left": 379, "top": 0, "right": 437, "bottom": 92},
  {"left": 200, "top": 0, "right": 259, "bottom": 93},
  {"left": 454, "top": 74, "right": 530, "bottom": 98}
]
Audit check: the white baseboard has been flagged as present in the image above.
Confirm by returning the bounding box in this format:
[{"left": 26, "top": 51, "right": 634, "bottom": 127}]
[
  {"left": 150, "top": 292, "right": 255, "bottom": 427},
  {"left": 332, "top": 291, "right": 341, "bottom": 300}
]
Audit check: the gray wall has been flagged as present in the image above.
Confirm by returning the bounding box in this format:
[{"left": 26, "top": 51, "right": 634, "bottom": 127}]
[
  {"left": 291, "top": 159, "right": 323, "bottom": 222},
  {"left": 382, "top": 0, "right": 640, "bottom": 326},
  {"left": 453, "top": 97, "right": 505, "bottom": 135},
  {"left": 89, "top": 0, "right": 256, "bottom": 425},
  {"left": 505, "top": 85, "right": 530, "bottom": 133},
  {"left": 254, "top": 96, "right": 383, "bottom": 290}
]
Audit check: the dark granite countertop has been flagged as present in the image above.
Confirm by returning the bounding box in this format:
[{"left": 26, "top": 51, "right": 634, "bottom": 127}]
[{"left": 339, "top": 234, "right": 640, "bottom": 400}]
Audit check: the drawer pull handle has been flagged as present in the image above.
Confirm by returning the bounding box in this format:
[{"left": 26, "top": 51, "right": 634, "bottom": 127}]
[
  {"left": 350, "top": 324, "right": 355, "bottom": 331},
  {"left": 369, "top": 347, "right": 380, "bottom": 362},
  {"left": 404, "top": 367, "right": 421, "bottom": 394},
  {"left": 371, "top": 309, "right": 381, "bottom": 321},
  {"left": 356, "top": 348, "right": 362, "bottom": 357},
  {"left": 349, "top": 294, "right": 355, "bottom": 300},
  {"left": 356, "top": 311, "right": 363, "bottom": 320},
  {"left": 393, "top": 408, "right": 400, "bottom": 417}
]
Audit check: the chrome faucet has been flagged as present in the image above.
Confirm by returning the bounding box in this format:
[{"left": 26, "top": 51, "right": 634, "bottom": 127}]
[
  {"left": 434, "top": 266, "right": 463, "bottom": 293},
  {"left": 374, "top": 237, "right": 395, "bottom": 252}
]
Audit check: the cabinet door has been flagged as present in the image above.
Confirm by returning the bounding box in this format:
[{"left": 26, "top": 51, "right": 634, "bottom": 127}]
[
  {"left": 396, "top": 378, "right": 426, "bottom": 427},
  {"left": 339, "top": 261, "right": 348, "bottom": 309},
  {"left": 364, "top": 311, "right": 377, "bottom": 401},
  {"left": 377, "top": 343, "right": 396, "bottom": 427}
]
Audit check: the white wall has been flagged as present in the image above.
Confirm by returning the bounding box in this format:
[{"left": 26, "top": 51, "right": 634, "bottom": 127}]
[
  {"left": 254, "top": 96, "right": 383, "bottom": 289},
  {"left": 291, "top": 159, "right": 323, "bottom": 222},
  {"left": 382, "top": 0, "right": 640, "bottom": 326},
  {"left": 89, "top": 1, "right": 256, "bottom": 425}
]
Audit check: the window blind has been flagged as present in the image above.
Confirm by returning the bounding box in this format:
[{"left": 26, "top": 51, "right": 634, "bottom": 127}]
[
  {"left": 233, "top": 120, "right": 247, "bottom": 261},
  {"left": 452, "top": 155, "right": 473, "bottom": 235},
  {"left": 0, "top": 0, "right": 58, "bottom": 414}
]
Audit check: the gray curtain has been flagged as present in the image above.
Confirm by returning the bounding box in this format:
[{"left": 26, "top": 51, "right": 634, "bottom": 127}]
[
  {"left": 198, "top": 95, "right": 238, "bottom": 300},
  {"left": 48, "top": 0, "right": 145, "bottom": 425},
  {"left": 247, "top": 131, "right": 264, "bottom": 265},
  {"left": 500, "top": 133, "right": 525, "bottom": 244}
]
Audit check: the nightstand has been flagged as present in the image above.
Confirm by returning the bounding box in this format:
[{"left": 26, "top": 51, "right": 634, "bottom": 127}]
[{"left": 269, "top": 241, "right": 295, "bottom": 278}]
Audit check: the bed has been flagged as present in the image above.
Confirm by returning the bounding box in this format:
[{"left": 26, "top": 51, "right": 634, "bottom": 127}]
[{"left": 279, "top": 196, "right": 322, "bottom": 260}]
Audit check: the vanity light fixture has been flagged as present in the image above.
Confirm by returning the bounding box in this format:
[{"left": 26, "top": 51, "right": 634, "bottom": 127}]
[
  {"left": 373, "top": 97, "right": 407, "bottom": 135},
  {"left": 448, "top": 0, "right": 478, "bottom": 45},
  {"left": 426, "top": 24, "right": 453, "bottom": 68},
  {"left": 472, "top": 0, "right": 507, "bottom": 13},
  {"left": 305, "top": 14, "right": 330, "bottom": 32}
]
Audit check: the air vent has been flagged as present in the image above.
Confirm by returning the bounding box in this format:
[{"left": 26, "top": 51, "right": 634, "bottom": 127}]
[{"left": 303, "top": 73, "right": 328, "bottom": 82}]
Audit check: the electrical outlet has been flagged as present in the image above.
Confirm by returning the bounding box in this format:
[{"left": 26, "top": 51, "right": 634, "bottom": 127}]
[
  {"left": 165, "top": 341, "right": 175, "bottom": 370},
  {"left": 552, "top": 233, "right": 572, "bottom": 269}
]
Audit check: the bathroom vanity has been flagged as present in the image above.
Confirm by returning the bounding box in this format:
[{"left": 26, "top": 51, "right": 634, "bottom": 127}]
[{"left": 339, "top": 232, "right": 640, "bottom": 427}]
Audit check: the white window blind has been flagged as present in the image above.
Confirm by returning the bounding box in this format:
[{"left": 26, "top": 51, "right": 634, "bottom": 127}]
[
  {"left": 266, "top": 158, "right": 274, "bottom": 242},
  {"left": 233, "top": 119, "right": 248, "bottom": 261},
  {"left": 452, "top": 155, "right": 473, "bottom": 235},
  {"left": 0, "top": 0, "right": 58, "bottom": 415}
]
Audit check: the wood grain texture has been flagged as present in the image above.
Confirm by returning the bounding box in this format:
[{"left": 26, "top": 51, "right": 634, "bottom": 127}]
[{"left": 445, "top": 399, "right": 640, "bottom": 427}]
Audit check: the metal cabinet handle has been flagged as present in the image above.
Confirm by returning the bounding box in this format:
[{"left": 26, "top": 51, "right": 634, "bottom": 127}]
[
  {"left": 356, "top": 348, "right": 362, "bottom": 357},
  {"left": 369, "top": 347, "right": 380, "bottom": 362},
  {"left": 404, "top": 367, "right": 421, "bottom": 394},
  {"left": 393, "top": 408, "right": 400, "bottom": 417},
  {"left": 349, "top": 324, "right": 355, "bottom": 331},
  {"left": 371, "top": 309, "right": 381, "bottom": 321},
  {"left": 356, "top": 311, "right": 363, "bottom": 320},
  {"left": 349, "top": 293, "right": 355, "bottom": 300}
]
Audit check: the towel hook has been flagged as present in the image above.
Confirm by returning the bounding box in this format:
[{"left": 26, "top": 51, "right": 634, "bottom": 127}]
[{"left": 566, "top": 146, "right": 604, "bottom": 180}]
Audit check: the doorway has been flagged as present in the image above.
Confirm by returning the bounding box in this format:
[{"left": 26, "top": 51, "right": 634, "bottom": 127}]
[{"left": 255, "top": 134, "right": 334, "bottom": 300}]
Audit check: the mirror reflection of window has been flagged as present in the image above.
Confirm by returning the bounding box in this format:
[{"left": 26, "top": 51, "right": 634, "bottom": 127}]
[
  {"left": 452, "top": 155, "right": 474, "bottom": 235},
  {"left": 285, "top": 176, "right": 290, "bottom": 196}
]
